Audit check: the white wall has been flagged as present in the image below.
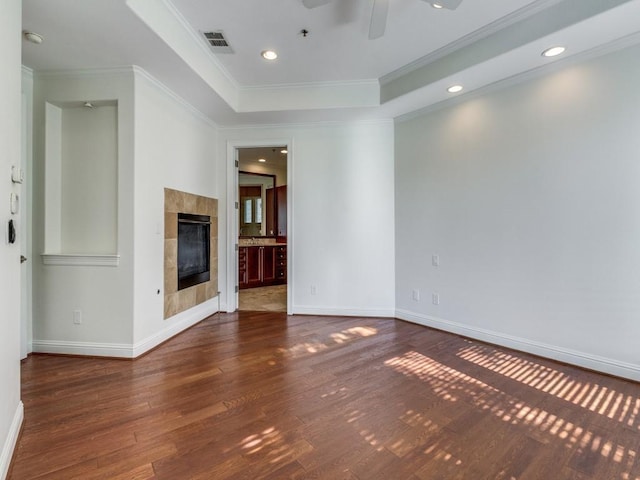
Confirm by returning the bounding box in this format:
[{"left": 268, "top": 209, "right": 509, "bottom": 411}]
[
  {"left": 61, "top": 105, "right": 118, "bottom": 253},
  {"left": 395, "top": 43, "right": 640, "bottom": 380},
  {"left": 132, "top": 70, "right": 219, "bottom": 350},
  {"left": 220, "top": 121, "right": 396, "bottom": 317},
  {"left": 32, "top": 70, "right": 136, "bottom": 353},
  {"left": 0, "top": 1, "right": 24, "bottom": 477},
  {"left": 31, "top": 67, "right": 220, "bottom": 357}
]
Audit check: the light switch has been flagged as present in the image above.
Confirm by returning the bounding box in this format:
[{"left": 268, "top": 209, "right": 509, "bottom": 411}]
[{"left": 11, "top": 166, "right": 24, "bottom": 184}]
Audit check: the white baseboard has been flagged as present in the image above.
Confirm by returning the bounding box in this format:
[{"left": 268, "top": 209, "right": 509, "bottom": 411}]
[
  {"left": 0, "top": 401, "right": 23, "bottom": 480},
  {"left": 32, "top": 299, "right": 220, "bottom": 359},
  {"left": 395, "top": 309, "right": 640, "bottom": 382},
  {"left": 31, "top": 339, "right": 134, "bottom": 357},
  {"left": 132, "top": 300, "right": 219, "bottom": 357},
  {"left": 293, "top": 305, "right": 395, "bottom": 318}
]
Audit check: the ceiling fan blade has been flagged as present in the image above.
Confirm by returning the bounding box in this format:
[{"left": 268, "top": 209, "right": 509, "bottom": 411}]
[
  {"left": 302, "top": 0, "right": 331, "bottom": 8},
  {"left": 423, "top": 0, "right": 463, "bottom": 10},
  {"left": 369, "top": 0, "right": 389, "bottom": 40}
]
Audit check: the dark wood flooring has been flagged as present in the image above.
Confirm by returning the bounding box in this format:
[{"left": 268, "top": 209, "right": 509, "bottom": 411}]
[{"left": 9, "top": 312, "right": 640, "bottom": 479}]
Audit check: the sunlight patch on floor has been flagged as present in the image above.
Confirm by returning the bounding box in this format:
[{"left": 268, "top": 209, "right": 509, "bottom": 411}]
[
  {"left": 385, "top": 350, "right": 640, "bottom": 475},
  {"left": 456, "top": 345, "right": 640, "bottom": 429}
]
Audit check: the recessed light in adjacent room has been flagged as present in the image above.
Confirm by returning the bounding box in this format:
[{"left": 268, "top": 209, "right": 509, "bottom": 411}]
[
  {"left": 261, "top": 50, "right": 278, "bottom": 60},
  {"left": 280, "top": 149, "right": 288, "bottom": 154},
  {"left": 258, "top": 158, "right": 267, "bottom": 163},
  {"left": 542, "top": 46, "right": 566, "bottom": 57},
  {"left": 431, "top": 3, "right": 444, "bottom": 8},
  {"left": 447, "top": 84, "right": 463, "bottom": 93},
  {"left": 23, "top": 31, "right": 43, "bottom": 44}
]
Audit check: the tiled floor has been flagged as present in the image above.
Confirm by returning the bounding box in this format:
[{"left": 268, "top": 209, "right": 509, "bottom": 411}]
[{"left": 238, "top": 284, "right": 287, "bottom": 312}]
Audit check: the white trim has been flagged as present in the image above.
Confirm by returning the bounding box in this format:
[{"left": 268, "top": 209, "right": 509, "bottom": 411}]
[
  {"left": 133, "top": 299, "right": 219, "bottom": 357},
  {"left": 126, "top": 0, "right": 238, "bottom": 109},
  {"left": 31, "top": 299, "right": 219, "bottom": 358},
  {"left": 33, "top": 297, "right": 218, "bottom": 358},
  {"left": 381, "top": 0, "right": 565, "bottom": 85},
  {"left": 294, "top": 306, "right": 395, "bottom": 318},
  {"left": 41, "top": 254, "right": 120, "bottom": 267},
  {"left": 241, "top": 78, "right": 380, "bottom": 91},
  {"left": 21, "top": 65, "right": 33, "bottom": 78},
  {"left": 0, "top": 402, "right": 23, "bottom": 480},
  {"left": 34, "top": 66, "right": 135, "bottom": 78},
  {"left": 226, "top": 138, "right": 294, "bottom": 314},
  {"left": 395, "top": 30, "right": 640, "bottom": 124},
  {"left": 395, "top": 309, "right": 640, "bottom": 382},
  {"left": 237, "top": 80, "right": 380, "bottom": 112},
  {"left": 132, "top": 66, "right": 219, "bottom": 129},
  {"left": 219, "top": 118, "right": 393, "bottom": 133},
  {"left": 160, "top": 0, "right": 238, "bottom": 89},
  {"left": 32, "top": 339, "right": 134, "bottom": 357}
]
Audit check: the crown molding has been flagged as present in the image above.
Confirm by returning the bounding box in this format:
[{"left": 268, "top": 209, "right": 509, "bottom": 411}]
[
  {"left": 162, "top": 0, "right": 238, "bottom": 89},
  {"left": 126, "top": 0, "right": 238, "bottom": 109},
  {"left": 395, "top": 31, "right": 640, "bottom": 124},
  {"left": 380, "top": 0, "right": 565, "bottom": 86},
  {"left": 21, "top": 65, "right": 34, "bottom": 77},
  {"left": 132, "top": 66, "right": 220, "bottom": 129},
  {"left": 33, "top": 66, "right": 136, "bottom": 78},
  {"left": 219, "top": 117, "right": 393, "bottom": 132}
]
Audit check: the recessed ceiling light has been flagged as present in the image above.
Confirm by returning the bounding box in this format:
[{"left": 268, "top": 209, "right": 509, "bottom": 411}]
[
  {"left": 447, "top": 84, "right": 463, "bottom": 93},
  {"left": 23, "top": 31, "right": 43, "bottom": 44},
  {"left": 280, "top": 149, "right": 288, "bottom": 154},
  {"left": 431, "top": 3, "right": 444, "bottom": 8},
  {"left": 261, "top": 50, "right": 278, "bottom": 60},
  {"left": 258, "top": 158, "right": 267, "bottom": 163},
  {"left": 542, "top": 46, "right": 566, "bottom": 57}
]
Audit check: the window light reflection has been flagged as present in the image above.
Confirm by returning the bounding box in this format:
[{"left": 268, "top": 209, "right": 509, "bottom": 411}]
[{"left": 384, "top": 350, "right": 640, "bottom": 472}]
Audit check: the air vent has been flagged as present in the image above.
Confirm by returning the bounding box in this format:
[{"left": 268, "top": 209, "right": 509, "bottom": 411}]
[{"left": 201, "top": 31, "right": 233, "bottom": 53}]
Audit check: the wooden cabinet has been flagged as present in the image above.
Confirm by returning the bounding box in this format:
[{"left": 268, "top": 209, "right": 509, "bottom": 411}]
[
  {"left": 245, "top": 246, "right": 262, "bottom": 288},
  {"left": 239, "top": 245, "right": 286, "bottom": 289},
  {"left": 276, "top": 186, "right": 287, "bottom": 238},
  {"left": 266, "top": 185, "right": 287, "bottom": 239},
  {"left": 238, "top": 246, "right": 248, "bottom": 287},
  {"left": 275, "top": 245, "right": 287, "bottom": 283}
]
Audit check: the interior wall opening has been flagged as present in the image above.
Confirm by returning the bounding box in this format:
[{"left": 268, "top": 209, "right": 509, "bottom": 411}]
[{"left": 237, "top": 146, "right": 288, "bottom": 313}]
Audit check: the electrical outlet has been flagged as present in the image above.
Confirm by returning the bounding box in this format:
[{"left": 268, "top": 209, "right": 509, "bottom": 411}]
[
  {"left": 432, "top": 254, "right": 440, "bottom": 267},
  {"left": 73, "top": 309, "right": 82, "bottom": 325},
  {"left": 412, "top": 289, "right": 420, "bottom": 301},
  {"left": 432, "top": 293, "right": 440, "bottom": 305},
  {"left": 310, "top": 285, "right": 317, "bottom": 295}
]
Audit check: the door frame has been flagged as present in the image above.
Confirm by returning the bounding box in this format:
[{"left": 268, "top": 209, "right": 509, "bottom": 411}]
[
  {"left": 20, "top": 71, "right": 34, "bottom": 359},
  {"left": 225, "top": 138, "right": 293, "bottom": 314}
]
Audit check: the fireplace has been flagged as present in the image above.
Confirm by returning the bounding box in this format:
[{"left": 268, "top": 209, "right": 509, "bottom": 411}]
[
  {"left": 177, "top": 213, "right": 211, "bottom": 290},
  {"left": 164, "top": 188, "right": 218, "bottom": 319}
]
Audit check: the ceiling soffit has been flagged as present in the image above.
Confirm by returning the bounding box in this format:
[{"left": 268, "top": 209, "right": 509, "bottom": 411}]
[{"left": 126, "top": 0, "right": 640, "bottom": 119}]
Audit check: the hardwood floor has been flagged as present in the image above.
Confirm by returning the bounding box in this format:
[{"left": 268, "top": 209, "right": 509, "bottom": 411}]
[{"left": 9, "top": 312, "right": 640, "bottom": 479}]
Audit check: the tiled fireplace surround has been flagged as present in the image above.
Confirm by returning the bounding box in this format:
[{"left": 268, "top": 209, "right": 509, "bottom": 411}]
[{"left": 164, "top": 188, "right": 218, "bottom": 319}]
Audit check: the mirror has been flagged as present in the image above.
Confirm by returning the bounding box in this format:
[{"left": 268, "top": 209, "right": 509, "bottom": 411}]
[
  {"left": 238, "top": 146, "right": 288, "bottom": 238},
  {"left": 239, "top": 171, "right": 275, "bottom": 237}
]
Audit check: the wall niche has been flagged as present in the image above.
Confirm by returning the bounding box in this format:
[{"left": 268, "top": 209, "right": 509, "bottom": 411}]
[{"left": 42, "top": 100, "right": 118, "bottom": 266}]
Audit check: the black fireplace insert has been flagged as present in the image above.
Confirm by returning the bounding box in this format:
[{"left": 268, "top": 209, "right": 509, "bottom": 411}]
[{"left": 177, "top": 213, "right": 211, "bottom": 290}]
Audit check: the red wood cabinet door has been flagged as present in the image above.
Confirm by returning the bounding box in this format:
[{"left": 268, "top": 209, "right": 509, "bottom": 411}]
[
  {"left": 238, "top": 247, "right": 248, "bottom": 289},
  {"left": 246, "top": 246, "right": 262, "bottom": 288},
  {"left": 262, "top": 246, "right": 276, "bottom": 284},
  {"left": 276, "top": 186, "right": 287, "bottom": 237},
  {"left": 265, "top": 188, "right": 275, "bottom": 236}
]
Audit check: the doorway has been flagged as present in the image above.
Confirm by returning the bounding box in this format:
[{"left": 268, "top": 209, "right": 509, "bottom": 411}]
[{"left": 235, "top": 145, "right": 288, "bottom": 313}]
